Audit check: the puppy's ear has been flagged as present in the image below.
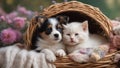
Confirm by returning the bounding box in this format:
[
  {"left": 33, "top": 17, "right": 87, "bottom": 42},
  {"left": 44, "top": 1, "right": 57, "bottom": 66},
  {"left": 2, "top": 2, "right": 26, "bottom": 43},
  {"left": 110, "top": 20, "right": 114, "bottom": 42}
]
[
  {"left": 56, "top": 15, "right": 69, "bottom": 25},
  {"left": 33, "top": 15, "right": 47, "bottom": 27}
]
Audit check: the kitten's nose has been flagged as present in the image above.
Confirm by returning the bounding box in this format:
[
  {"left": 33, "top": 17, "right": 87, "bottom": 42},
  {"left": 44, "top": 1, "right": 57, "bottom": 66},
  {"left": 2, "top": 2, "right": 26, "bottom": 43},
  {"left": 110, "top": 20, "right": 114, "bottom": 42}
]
[
  {"left": 54, "top": 34, "right": 59, "bottom": 38},
  {"left": 70, "top": 38, "right": 74, "bottom": 42}
]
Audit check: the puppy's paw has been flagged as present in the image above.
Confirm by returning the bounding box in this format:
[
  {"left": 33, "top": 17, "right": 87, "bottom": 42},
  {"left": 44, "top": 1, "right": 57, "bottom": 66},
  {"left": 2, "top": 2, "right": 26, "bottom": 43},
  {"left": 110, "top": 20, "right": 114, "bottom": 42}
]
[
  {"left": 55, "top": 49, "right": 66, "bottom": 57},
  {"left": 46, "top": 53, "right": 56, "bottom": 63},
  {"left": 68, "top": 53, "right": 89, "bottom": 63},
  {"left": 41, "top": 49, "right": 56, "bottom": 63}
]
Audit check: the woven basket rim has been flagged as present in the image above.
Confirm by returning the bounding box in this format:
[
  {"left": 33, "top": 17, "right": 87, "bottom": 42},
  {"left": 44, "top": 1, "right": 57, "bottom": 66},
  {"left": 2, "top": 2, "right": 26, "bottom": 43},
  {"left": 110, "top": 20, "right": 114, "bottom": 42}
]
[{"left": 42, "top": 1, "right": 113, "bottom": 37}]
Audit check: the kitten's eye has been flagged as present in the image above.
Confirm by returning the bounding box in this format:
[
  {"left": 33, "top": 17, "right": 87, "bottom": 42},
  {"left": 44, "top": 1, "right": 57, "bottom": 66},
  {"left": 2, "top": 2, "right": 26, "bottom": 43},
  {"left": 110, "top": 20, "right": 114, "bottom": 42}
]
[
  {"left": 67, "top": 34, "right": 70, "bottom": 36},
  {"left": 75, "top": 33, "right": 79, "bottom": 36}
]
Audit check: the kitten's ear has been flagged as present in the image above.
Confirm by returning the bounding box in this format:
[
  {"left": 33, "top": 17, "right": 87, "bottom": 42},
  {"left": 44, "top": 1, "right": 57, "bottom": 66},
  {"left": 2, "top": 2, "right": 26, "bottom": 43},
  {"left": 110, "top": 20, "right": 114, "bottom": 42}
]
[
  {"left": 56, "top": 15, "right": 69, "bottom": 25},
  {"left": 82, "top": 20, "right": 88, "bottom": 31},
  {"left": 62, "top": 24, "right": 67, "bottom": 29}
]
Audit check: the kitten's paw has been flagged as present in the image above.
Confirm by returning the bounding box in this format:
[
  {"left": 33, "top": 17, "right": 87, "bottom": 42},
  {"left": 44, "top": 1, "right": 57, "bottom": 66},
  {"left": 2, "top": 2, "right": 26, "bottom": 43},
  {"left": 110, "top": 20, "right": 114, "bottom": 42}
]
[
  {"left": 68, "top": 53, "right": 89, "bottom": 63},
  {"left": 41, "top": 49, "right": 56, "bottom": 62},
  {"left": 55, "top": 49, "right": 66, "bottom": 57},
  {"left": 89, "top": 53, "right": 101, "bottom": 62},
  {"left": 114, "top": 54, "right": 120, "bottom": 63}
]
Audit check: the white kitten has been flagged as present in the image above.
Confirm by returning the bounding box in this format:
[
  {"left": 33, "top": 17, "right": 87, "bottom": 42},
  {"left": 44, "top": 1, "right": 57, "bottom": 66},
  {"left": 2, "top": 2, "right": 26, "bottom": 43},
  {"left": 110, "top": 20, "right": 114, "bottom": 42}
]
[{"left": 63, "top": 21, "right": 109, "bottom": 63}]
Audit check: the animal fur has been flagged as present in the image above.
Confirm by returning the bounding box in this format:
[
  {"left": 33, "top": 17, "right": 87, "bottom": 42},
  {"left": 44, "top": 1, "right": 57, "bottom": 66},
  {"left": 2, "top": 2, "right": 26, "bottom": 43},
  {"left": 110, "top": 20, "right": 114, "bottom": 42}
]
[
  {"left": 31, "top": 16, "right": 69, "bottom": 62},
  {"left": 62, "top": 21, "right": 109, "bottom": 63}
]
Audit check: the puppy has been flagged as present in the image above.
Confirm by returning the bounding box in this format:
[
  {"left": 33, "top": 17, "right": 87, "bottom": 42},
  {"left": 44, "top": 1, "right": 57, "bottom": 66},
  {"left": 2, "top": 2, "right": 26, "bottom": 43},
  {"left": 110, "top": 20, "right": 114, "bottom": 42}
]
[{"left": 31, "top": 15, "right": 69, "bottom": 62}]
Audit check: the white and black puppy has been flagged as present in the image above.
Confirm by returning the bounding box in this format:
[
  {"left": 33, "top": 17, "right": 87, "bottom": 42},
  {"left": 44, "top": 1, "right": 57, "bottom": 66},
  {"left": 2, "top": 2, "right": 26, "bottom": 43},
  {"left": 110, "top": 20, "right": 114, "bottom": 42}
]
[{"left": 31, "top": 15, "right": 69, "bottom": 62}]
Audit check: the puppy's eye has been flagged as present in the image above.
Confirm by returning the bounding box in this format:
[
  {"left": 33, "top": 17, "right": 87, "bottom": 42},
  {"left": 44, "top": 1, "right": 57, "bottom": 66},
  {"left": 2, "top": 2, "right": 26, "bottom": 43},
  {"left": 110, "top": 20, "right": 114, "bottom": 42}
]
[
  {"left": 67, "top": 34, "right": 70, "bottom": 36},
  {"left": 75, "top": 33, "right": 79, "bottom": 36},
  {"left": 46, "top": 28, "right": 51, "bottom": 31},
  {"left": 45, "top": 28, "right": 52, "bottom": 35}
]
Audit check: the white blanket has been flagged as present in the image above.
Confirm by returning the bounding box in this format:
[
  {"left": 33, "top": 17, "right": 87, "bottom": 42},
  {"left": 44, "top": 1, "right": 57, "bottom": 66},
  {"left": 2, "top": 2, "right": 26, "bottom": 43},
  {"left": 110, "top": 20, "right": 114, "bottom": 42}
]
[{"left": 0, "top": 44, "right": 55, "bottom": 68}]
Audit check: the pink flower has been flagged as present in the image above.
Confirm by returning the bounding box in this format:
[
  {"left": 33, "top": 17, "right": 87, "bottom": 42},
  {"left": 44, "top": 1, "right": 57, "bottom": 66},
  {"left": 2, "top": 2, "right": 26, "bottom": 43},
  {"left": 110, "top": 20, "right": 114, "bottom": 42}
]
[
  {"left": 5, "top": 12, "right": 18, "bottom": 24},
  {"left": 26, "top": 11, "right": 33, "bottom": 16},
  {"left": 17, "top": 6, "right": 28, "bottom": 15},
  {"left": 8, "top": 12, "right": 18, "bottom": 20},
  {"left": 5, "top": 16, "right": 13, "bottom": 24},
  {"left": 0, "top": 28, "right": 17, "bottom": 44},
  {"left": 17, "top": 6, "right": 34, "bottom": 18},
  {"left": 0, "top": 16, "right": 6, "bottom": 21},
  {"left": 14, "top": 30, "right": 22, "bottom": 41},
  {"left": 13, "top": 17, "right": 26, "bottom": 29}
]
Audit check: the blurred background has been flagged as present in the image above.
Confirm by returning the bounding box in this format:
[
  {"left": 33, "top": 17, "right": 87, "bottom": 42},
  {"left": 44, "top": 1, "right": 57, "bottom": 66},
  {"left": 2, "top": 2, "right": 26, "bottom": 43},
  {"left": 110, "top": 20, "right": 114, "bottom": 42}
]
[{"left": 0, "top": 0, "right": 120, "bottom": 19}]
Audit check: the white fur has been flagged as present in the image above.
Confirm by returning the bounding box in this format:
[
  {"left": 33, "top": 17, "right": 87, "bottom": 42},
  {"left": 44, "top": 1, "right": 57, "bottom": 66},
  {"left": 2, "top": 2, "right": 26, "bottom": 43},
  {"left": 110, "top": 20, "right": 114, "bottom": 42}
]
[
  {"left": 55, "top": 49, "right": 66, "bottom": 57},
  {"left": 63, "top": 22, "right": 89, "bottom": 48},
  {"left": 63, "top": 21, "right": 108, "bottom": 53},
  {"left": 36, "top": 18, "right": 66, "bottom": 62},
  {"left": 63, "top": 21, "right": 108, "bottom": 63},
  {"left": 41, "top": 49, "right": 56, "bottom": 62},
  {"left": 36, "top": 18, "right": 62, "bottom": 44},
  {"left": 48, "top": 18, "right": 62, "bottom": 43},
  {"left": 36, "top": 39, "right": 66, "bottom": 62}
]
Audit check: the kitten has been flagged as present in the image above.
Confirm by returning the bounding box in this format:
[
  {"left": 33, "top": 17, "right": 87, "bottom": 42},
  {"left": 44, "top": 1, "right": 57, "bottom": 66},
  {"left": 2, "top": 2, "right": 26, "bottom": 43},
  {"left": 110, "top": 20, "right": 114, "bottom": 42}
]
[{"left": 62, "top": 21, "right": 109, "bottom": 63}]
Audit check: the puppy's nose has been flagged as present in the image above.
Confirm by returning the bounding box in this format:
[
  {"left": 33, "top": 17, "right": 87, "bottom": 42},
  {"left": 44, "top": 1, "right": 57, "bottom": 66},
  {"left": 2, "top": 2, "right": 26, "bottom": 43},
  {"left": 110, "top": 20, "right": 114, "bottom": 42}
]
[{"left": 54, "top": 34, "right": 59, "bottom": 38}]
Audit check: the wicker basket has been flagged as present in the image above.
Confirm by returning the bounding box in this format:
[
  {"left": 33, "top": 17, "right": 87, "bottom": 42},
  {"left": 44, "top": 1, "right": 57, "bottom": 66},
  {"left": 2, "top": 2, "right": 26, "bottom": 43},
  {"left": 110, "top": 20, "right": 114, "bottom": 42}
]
[{"left": 24, "top": 1, "right": 119, "bottom": 68}]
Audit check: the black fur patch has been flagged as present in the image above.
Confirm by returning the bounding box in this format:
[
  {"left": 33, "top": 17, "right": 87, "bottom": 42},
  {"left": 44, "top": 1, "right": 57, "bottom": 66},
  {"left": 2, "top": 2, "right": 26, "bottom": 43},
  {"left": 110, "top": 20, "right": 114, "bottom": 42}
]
[
  {"left": 38, "top": 19, "right": 53, "bottom": 35},
  {"left": 31, "top": 19, "right": 53, "bottom": 49}
]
